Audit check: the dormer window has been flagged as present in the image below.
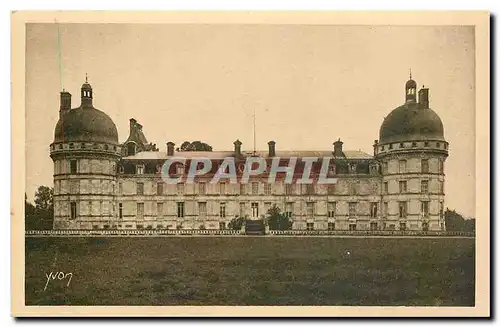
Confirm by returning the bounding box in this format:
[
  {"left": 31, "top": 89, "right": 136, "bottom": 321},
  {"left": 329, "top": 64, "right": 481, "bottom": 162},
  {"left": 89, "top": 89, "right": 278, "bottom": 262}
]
[
  {"left": 136, "top": 164, "right": 144, "bottom": 175},
  {"left": 176, "top": 164, "right": 185, "bottom": 176},
  {"left": 127, "top": 143, "right": 136, "bottom": 156}
]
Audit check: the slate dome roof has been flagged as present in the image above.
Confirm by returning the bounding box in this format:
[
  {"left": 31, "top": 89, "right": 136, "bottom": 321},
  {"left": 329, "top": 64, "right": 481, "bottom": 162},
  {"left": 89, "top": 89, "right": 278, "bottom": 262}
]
[
  {"left": 379, "top": 101, "right": 445, "bottom": 144},
  {"left": 54, "top": 105, "right": 118, "bottom": 144}
]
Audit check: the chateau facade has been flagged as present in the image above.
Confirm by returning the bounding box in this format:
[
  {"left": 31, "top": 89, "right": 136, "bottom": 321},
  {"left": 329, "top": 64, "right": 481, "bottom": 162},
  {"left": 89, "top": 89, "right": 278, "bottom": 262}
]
[{"left": 50, "top": 75, "right": 449, "bottom": 231}]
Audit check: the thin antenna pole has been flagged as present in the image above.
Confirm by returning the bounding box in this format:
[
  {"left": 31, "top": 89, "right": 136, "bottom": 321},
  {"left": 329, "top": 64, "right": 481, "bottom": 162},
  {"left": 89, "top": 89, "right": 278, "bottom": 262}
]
[
  {"left": 56, "top": 19, "right": 63, "bottom": 91},
  {"left": 253, "top": 107, "right": 256, "bottom": 155}
]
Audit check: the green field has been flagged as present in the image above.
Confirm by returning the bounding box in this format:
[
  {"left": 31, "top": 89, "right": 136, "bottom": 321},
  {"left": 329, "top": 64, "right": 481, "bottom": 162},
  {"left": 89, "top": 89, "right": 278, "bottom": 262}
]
[{"left": 25, "top": 236, "right": 475, "bottom": 306}]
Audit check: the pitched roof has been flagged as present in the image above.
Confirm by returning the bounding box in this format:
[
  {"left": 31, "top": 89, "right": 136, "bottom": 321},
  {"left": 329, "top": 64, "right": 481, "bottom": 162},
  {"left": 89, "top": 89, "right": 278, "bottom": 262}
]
[{"left": 122, "top": 149, "right": 373, "bottom": 160}]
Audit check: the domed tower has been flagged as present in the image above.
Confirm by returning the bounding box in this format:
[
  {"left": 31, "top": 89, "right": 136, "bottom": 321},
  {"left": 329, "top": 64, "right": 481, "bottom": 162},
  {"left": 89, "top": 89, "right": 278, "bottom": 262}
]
[
  {"left": 50, "top": 78, "right": 122, "bottom": 229},
  {"left": 374, "top": 74, "right": 449, "bottom": 232}
]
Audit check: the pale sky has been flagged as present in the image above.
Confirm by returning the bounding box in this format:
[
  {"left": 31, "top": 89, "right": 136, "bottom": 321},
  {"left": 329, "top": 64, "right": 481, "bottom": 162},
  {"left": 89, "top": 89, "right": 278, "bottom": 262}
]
[{"left": 25, "top": 24, "right": 475, "bottom": 217}]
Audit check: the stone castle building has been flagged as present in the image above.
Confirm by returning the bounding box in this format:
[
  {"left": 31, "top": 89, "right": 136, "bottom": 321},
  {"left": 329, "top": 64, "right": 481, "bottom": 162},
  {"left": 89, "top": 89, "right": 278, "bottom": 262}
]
[{"left": 50, "top": 75, "right": 448, "bottom": 231}]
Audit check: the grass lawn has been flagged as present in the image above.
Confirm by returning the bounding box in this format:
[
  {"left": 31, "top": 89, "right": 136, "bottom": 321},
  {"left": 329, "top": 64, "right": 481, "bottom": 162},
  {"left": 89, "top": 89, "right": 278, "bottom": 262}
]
[{"left": 25, "top": 236, "right": 475, "bottom": 306}]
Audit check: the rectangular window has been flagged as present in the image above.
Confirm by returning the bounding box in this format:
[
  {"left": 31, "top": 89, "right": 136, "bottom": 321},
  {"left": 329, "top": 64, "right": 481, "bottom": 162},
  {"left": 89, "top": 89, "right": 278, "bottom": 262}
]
[
  {"left": 306, "top": 184, "right": 315, "bottom": 195},
  {"left": 370, "top": 222, "right": 378, "bottom": 231},
  {"left": 239, "top": 202, "right": 245, "bottom": 217},
  {"left": 157, "top": 202, "right": 163, "bottom": 217},
  {"left": 400, "top": 222, "right": 407, "bottom": 231},
  {"left": 306, "top": 202, "right": 315, "bottom": 217},
  {"left": 421, "top": 159, "right": 429, "bottom": 173},
  {"left": 399, "top": 180, "right": 407, "bottom": 193},
  {"left": 438, "top": 159, "right": 444, "bottom": 174},
  {"left": 199, "top": 182, "right": 206, "bottom": 195},
  {"left": 136, "top": 182, "right": 144, "bottom": 195},
  {"left": 70, "top": 160, "right": 77, "bottom": 174},
  {"left": 285, "top": 184, "right": 294, "bottom": 195},
  {"left": 177, "top": 183, "right": 185, "bottom": 195},
  {"left": 285, "top": 202, "right": 293, "bottom": 218},
  {"left": 176, "top": 164, "right": 185, "bottom": 175},
  {"left": 239, "top": 183, "right": 246, "bottom": 195},
  {"left": 306, "top": 222, "right": 314, "bottom": 231},
  {"left": 70, "top": 180, "right": 79, "bottom": 194},
  {"left": 177, "top": 202, "right": 184, "bottom": 218},
  {"left": 219, "top": 222, "right": 226, "bottom": 230},
  {"left": 219, "top": 202, "right": 226, "bottom": 218},
  {"left": 382, "top": 161, "right": 388, "bottom": 174},
  {"left": 70, "top": 202, "right": 77, "bottom": 219},
  {"left": 399, "top": 160, "right": 407, "bottom": 173},
  {"left": 327, "top": 184, "right": 336, "bottom": 195},
  {"left": 137, "top": 202, "right": 144, "bottom": 220},
  {"left": 328, "top": 222, "right": 335, "bottom": 231},
  {"left": 370, "top": 202, "right": 378, "bottom": 218},
  {"left": 384, "top": 201, "right": 388, "bottom": 217},
  {"left": 219, "top": 182, "right": 226, "bottom": 195},
  {"left": 199, "top": 202, "right": 207, "bottom": 217},
  {"left": 421, "top": 180, "right": 429, "bottom": 193},
  {"left": 157, "top": 182, "right": 164, "bottom": 195},
  {"left": 349, "top": 202, "right": 357, "bottom": 218},
  {"left": 119, "top": 203, "right": 123, "bottom": 219},
  {"left": 384, "top": 181, "right": 389, "bottom": 194},
  {"left": 349, "top": 224, "right": 357, "bottom": 231},
  {"left": 264, "top": 183, "right": 272, "bottom": 195},
  {"left": 251, "top": 202, "right": 259, "bottom": 218},
  {"left": 137, "top": 164, "right": 144, "bottom": 175},
  {"left": 251, "top": 182, "right": 259, "bottom": 195},
  {"left": 327, "top": 202, "right": 336, "bottom": 217},
  {"left": 399, "top": 201, "right": 407, "bottom": 218},
  {"left": 421, "top": 201, "right": 430, "bottom": 218},
  {"left": 328, "top": 163, "right": 336, "bottom": 176}
]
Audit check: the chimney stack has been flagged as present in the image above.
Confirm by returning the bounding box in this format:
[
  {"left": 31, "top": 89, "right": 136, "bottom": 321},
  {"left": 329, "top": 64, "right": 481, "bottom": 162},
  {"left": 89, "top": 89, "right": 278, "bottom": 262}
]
[
  {"left": 129, "top": 118, "right": 137, "bottom": 134},
  {"left": 166, "top": 142, "right": 175, "bottom": 156},
  {"left": 333, "top": 139, "right": 344, "bottom": 157},
  {"left": 373, "top": 140, "right": 378, "bottom": 156},
  {"left": 233, "top": 139, "right": 242, "bottom": 156},
  {"left": 418, "top": 86, "right": 429, "bottom": 109},
  {"left": 268, "top": 141, "right": 276, "bottom": 157},
  {"left": 59, "top": 91, "right": 72, "bottom": 118}
]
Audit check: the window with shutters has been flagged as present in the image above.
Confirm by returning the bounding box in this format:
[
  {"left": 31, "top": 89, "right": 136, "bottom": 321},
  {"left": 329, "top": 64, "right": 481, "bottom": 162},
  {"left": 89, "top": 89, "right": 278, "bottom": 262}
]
[
  {"left": 399, "top": 160, "right": 407, "bottom": 173},
  {"left": 219, "top": 202, "right": 226, "bottom": 218},
  {"left": 421, "top": 180, "right": 429, "bottom": 193},
  {"left": 157, "top": 182, "right": 164, "bottom": 195},
  {"left": 398, "top": 201, "right": 407, "bottom": 218},
  {"left": 306, "top": 202, "right": 315, "bottom": 217},
  {"left": 421, "top": 159, "right": 429, "bottom": 173},
  {"left": 285, "top": 202, "right": 293, "bottom": 218},
  {"left": 264, "top": 183, "right": 272, "bottom": 195},
  {"left": 177, "top": 202, "right": 184, "bottom": 218},
  {"left": 157, "top": 202, "right": 164, "bottom": 218},
  {"left": 399, "top": 180, "right": 407, "bottom": 193},
  {"left": 136, "top": 182, "right": 144, "bottom": 195},
  {"left": 421, "top": 201, "right": 430, "bottom": 218},
  {"left": 251, "top": 182, "right": 259, "bottom": 195},
  {"left": 327, "top": 202, "right": 336, "bottom": 217},
  {"left": 349, "top": 202, "right": 357, "bottom": 218},
  {"left": 199, "top": 202, "right": 207, "bottom": 218},
  {"left": 370, "top": 202, "right": 378, "bottom": 218},
  {"left": 70, "top": 202, "right": 77, "bottom": 219}
]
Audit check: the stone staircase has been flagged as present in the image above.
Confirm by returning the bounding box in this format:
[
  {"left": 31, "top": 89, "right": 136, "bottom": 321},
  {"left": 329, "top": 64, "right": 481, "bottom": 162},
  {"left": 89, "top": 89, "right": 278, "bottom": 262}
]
[{"left": 245, "top": 219, "right": 266, "bottom": 235}]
